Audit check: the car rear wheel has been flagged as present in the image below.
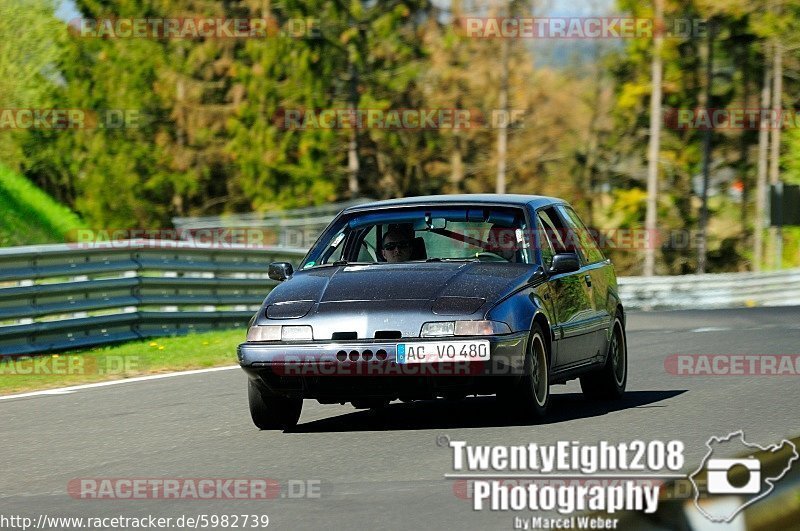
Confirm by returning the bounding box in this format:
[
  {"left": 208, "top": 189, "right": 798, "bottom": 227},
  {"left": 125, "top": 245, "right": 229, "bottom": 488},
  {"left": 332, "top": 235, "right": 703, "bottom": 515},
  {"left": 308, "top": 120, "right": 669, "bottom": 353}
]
[
  {"left": 500, "top": 323, "right": 550, "bottom": 418},
  {"left": 580, "top": 315, "right": 627, "bottom": 399},
  {"left": 248, "top": 380, "right": 302, "bottom": 430}
]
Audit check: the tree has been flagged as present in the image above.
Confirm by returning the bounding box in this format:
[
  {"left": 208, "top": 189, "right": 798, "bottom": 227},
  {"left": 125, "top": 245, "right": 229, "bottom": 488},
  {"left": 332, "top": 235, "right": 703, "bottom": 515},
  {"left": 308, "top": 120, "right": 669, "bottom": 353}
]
[
  {"left": 0, "top": 0, "right": 66, "bottom": 170},
  {"left": 644, "top": 0, "right": 664, "bottom": 276}
]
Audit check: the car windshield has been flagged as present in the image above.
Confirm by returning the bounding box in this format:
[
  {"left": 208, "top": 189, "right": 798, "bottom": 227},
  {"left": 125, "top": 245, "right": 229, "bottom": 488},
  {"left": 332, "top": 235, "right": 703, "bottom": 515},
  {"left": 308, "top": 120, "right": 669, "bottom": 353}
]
[{"left": 301, "top": 206, "right": 532, "bottom": 268}]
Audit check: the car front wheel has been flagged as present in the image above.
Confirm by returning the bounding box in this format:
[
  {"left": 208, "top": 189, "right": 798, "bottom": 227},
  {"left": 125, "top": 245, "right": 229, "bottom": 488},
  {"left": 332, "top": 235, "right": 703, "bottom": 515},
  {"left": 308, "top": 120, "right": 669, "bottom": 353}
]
[
  {"left": 500, "top": 323, "right": 550, "bottom": 418},
  {"left": 580, "top": 315, "right": 627, "bottom": 399},
  {"left": 248, "top": 380, "right": 302, "bottom": 430}
]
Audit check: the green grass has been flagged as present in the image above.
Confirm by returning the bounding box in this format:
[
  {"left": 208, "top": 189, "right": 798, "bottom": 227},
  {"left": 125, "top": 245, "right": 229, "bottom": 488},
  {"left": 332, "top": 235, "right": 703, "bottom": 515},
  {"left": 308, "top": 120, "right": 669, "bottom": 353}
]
[
  {"left": 0, "top": 185, "right": 60, "bottom": 246},
  {"left": 0, "top": 328, "right": 245, "bottom": 395},
  {"left": 0, "top": 163, "right": 86, "bottom": 245}
]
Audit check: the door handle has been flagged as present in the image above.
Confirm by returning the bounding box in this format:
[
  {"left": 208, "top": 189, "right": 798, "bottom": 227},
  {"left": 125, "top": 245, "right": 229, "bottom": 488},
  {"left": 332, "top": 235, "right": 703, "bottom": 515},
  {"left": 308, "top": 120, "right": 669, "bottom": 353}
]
[{"left": 584, "top": 274, "right": 592, "bottom": 287}]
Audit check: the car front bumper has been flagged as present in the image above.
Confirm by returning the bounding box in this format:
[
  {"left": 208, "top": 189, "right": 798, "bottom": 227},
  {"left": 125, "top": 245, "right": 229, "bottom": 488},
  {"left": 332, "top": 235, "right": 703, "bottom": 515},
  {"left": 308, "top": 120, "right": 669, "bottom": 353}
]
[{"left": 238, "top": 332, "right": 529, "bottom": 400}]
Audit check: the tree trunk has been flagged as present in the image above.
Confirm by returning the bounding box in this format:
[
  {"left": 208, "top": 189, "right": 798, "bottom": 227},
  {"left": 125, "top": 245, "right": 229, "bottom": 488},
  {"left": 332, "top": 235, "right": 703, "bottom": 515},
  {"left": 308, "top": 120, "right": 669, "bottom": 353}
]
[
  {"left": 347, "top": 61, "right": 360, "bottom": 197},
  {"left": 495, "top": 37, "right": 509, "bottom": 195},
  {"left": 643, "top": 0, "right": 664, "bottom": 276},
  {"left": 581, "top": 45, "right": 604, "bottom": 227},
  {"left": 697, "top": 22, "right": 714, "bottom": 273},
  {"left": 754, "top": 43, "right": 772, "bottom": 273},
  {"left": 739, "top": 54, "right": 750, "bottom": 235},
  {"left": 450, "top": 134, "right": 464, "bottom": 193},
  {"left": 769, "top": 40, "right": 783, "bottom": 269}
]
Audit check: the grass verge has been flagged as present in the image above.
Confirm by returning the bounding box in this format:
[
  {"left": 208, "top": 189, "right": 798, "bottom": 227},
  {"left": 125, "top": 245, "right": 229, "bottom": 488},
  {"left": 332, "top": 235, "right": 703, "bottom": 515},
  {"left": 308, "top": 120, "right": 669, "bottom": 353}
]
[
  {"left": 0, "top": 328, "right": 244, "bottom": 396},
  {"left": 0, "top": 162, "right": 86, "bottom": 245}
]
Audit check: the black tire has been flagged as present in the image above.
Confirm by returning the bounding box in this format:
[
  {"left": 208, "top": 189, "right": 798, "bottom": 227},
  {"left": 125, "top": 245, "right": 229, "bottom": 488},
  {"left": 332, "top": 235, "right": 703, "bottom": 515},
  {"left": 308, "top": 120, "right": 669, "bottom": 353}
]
[
  {"left": 580, "top": 315, "right": 627, "bottom": 400},
  {"left": 248, "top": 380, "right": 302, "bottom": 430},
  {"left": 501, "top": 323, "right": 550, "bottom": 418}
]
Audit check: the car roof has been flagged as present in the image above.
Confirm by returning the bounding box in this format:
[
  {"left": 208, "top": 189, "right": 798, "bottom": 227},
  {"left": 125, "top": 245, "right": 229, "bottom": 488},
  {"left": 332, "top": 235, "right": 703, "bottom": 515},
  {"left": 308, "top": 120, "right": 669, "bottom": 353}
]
[{"left": 343, "top": 194, "right": 566, "bottom": 212}]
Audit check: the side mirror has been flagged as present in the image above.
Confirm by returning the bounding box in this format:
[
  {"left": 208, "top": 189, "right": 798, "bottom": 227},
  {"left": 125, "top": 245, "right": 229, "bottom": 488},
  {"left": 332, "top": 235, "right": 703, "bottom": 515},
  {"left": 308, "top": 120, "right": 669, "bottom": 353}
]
[
  {"left": 549, "top": 253, "right": 580, "bottom": 275},
  {"left": 268, "top": 262, "right": 294, "bottom": 282}
]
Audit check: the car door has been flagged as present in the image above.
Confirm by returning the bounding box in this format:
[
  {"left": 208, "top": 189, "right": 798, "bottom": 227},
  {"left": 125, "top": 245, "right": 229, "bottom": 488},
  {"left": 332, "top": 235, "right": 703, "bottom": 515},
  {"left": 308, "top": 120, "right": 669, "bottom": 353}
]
[
  {"left": 555, "top": 205, "right": 613, "bottom": 361},
  {"left": 536, "top": 207, "right": 596, "bottom": 369}
]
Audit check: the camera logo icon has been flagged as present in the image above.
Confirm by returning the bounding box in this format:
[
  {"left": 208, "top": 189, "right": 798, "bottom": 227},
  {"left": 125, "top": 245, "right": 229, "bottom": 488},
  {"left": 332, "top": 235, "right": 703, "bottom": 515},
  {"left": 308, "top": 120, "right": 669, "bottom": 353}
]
[
  {"left": 706, "top": 458, "right": 761, "bottom": 494},
  {"left": 689, "top": 431, "right": 799, "bottom": 523}
]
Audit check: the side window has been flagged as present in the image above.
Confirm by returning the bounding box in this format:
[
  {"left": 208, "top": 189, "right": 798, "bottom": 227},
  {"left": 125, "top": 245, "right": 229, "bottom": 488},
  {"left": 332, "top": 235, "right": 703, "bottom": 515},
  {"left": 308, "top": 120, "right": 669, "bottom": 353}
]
[
  {"left": 557, "top": 206, "right": 604, "bottom": 264},
  {"left": 538, "top": 207, "right": 574, "bottom": 254},
  {"left": 546, "top": 206, "right": 586, "bottom": 263},
  {"left": 320, "top": 230, "right": 346, "bottom": 263}
]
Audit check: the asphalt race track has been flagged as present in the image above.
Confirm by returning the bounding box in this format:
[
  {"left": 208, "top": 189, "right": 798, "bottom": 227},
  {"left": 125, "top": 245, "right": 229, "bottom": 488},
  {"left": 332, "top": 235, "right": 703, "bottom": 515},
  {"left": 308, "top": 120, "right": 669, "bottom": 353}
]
[{"left": 2, "top": 307, "right": 799, "bottom": 530}]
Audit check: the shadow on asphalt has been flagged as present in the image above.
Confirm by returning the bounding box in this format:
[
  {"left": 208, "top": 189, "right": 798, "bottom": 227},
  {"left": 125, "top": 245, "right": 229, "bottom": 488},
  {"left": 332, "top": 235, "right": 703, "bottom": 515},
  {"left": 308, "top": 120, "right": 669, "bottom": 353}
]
[{"left": 288, "top": 390, "right": 687, "bottom": 433}]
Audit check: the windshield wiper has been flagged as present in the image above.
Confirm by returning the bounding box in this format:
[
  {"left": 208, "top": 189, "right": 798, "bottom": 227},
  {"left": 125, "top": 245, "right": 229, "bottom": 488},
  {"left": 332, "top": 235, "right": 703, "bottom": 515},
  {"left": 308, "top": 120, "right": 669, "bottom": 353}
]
[
  {"left": 304, "top": 260, "right": 372, "bottom": 269},
  {"left": 332, "top": 260, "right": 376, "bottom": 266}
]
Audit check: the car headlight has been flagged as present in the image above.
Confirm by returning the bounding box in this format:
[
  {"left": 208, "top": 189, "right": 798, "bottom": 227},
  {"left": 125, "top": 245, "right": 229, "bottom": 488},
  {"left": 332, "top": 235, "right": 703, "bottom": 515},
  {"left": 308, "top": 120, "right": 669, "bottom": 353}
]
[
  {"left": 280, "top": 325, "right": 314, "bottom": 341},
  {"left": 247, "top": 325, "right": 314, "bottom": 342},
  {"left": 421, "top": 320, "right": 511, "bottom": 337},
  {"left": 455, "top": 320, "right": 511, "bottom": 335},
  {"left": 420, "top": 321, "right": 455, "bottom": 337},
  {"left": 246, "top": 325, "right": 282, "bottom": 342}
]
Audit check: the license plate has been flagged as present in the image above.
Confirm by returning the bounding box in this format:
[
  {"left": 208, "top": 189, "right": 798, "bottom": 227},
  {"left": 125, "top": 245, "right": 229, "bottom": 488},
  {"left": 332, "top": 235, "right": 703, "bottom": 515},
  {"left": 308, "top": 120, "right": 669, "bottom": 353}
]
[{"left": 396, "top": 340, "right": 490, "bottom": 364}]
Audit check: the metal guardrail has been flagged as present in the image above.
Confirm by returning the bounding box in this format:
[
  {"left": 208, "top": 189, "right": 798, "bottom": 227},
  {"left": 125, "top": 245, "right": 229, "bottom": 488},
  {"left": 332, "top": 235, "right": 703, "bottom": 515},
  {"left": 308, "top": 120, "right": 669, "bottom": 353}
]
[
  {"left": 617, "top": 268, "right": 800, "bottom": 310},
  {"left": 1, "top": 238, "right": 798, "bottom": 355},
  {"left": 171, "top": 199, "right": 371, "bottom": 229},
  {"left": 172, "top": 199, "right": 372, "bottom": 247},
  {"left": 0, "top": 240, "right": 307, "bottom": 355}
]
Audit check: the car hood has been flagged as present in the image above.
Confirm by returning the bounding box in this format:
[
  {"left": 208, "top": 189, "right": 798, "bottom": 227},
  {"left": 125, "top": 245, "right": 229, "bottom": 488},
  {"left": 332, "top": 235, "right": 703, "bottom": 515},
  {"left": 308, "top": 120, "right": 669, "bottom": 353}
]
[
  {"left": 256, "top": 262, "right": 534, "bottom": 339},
  {"left": 265, "top": 261, "right": 532, "bottom": 306}
]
